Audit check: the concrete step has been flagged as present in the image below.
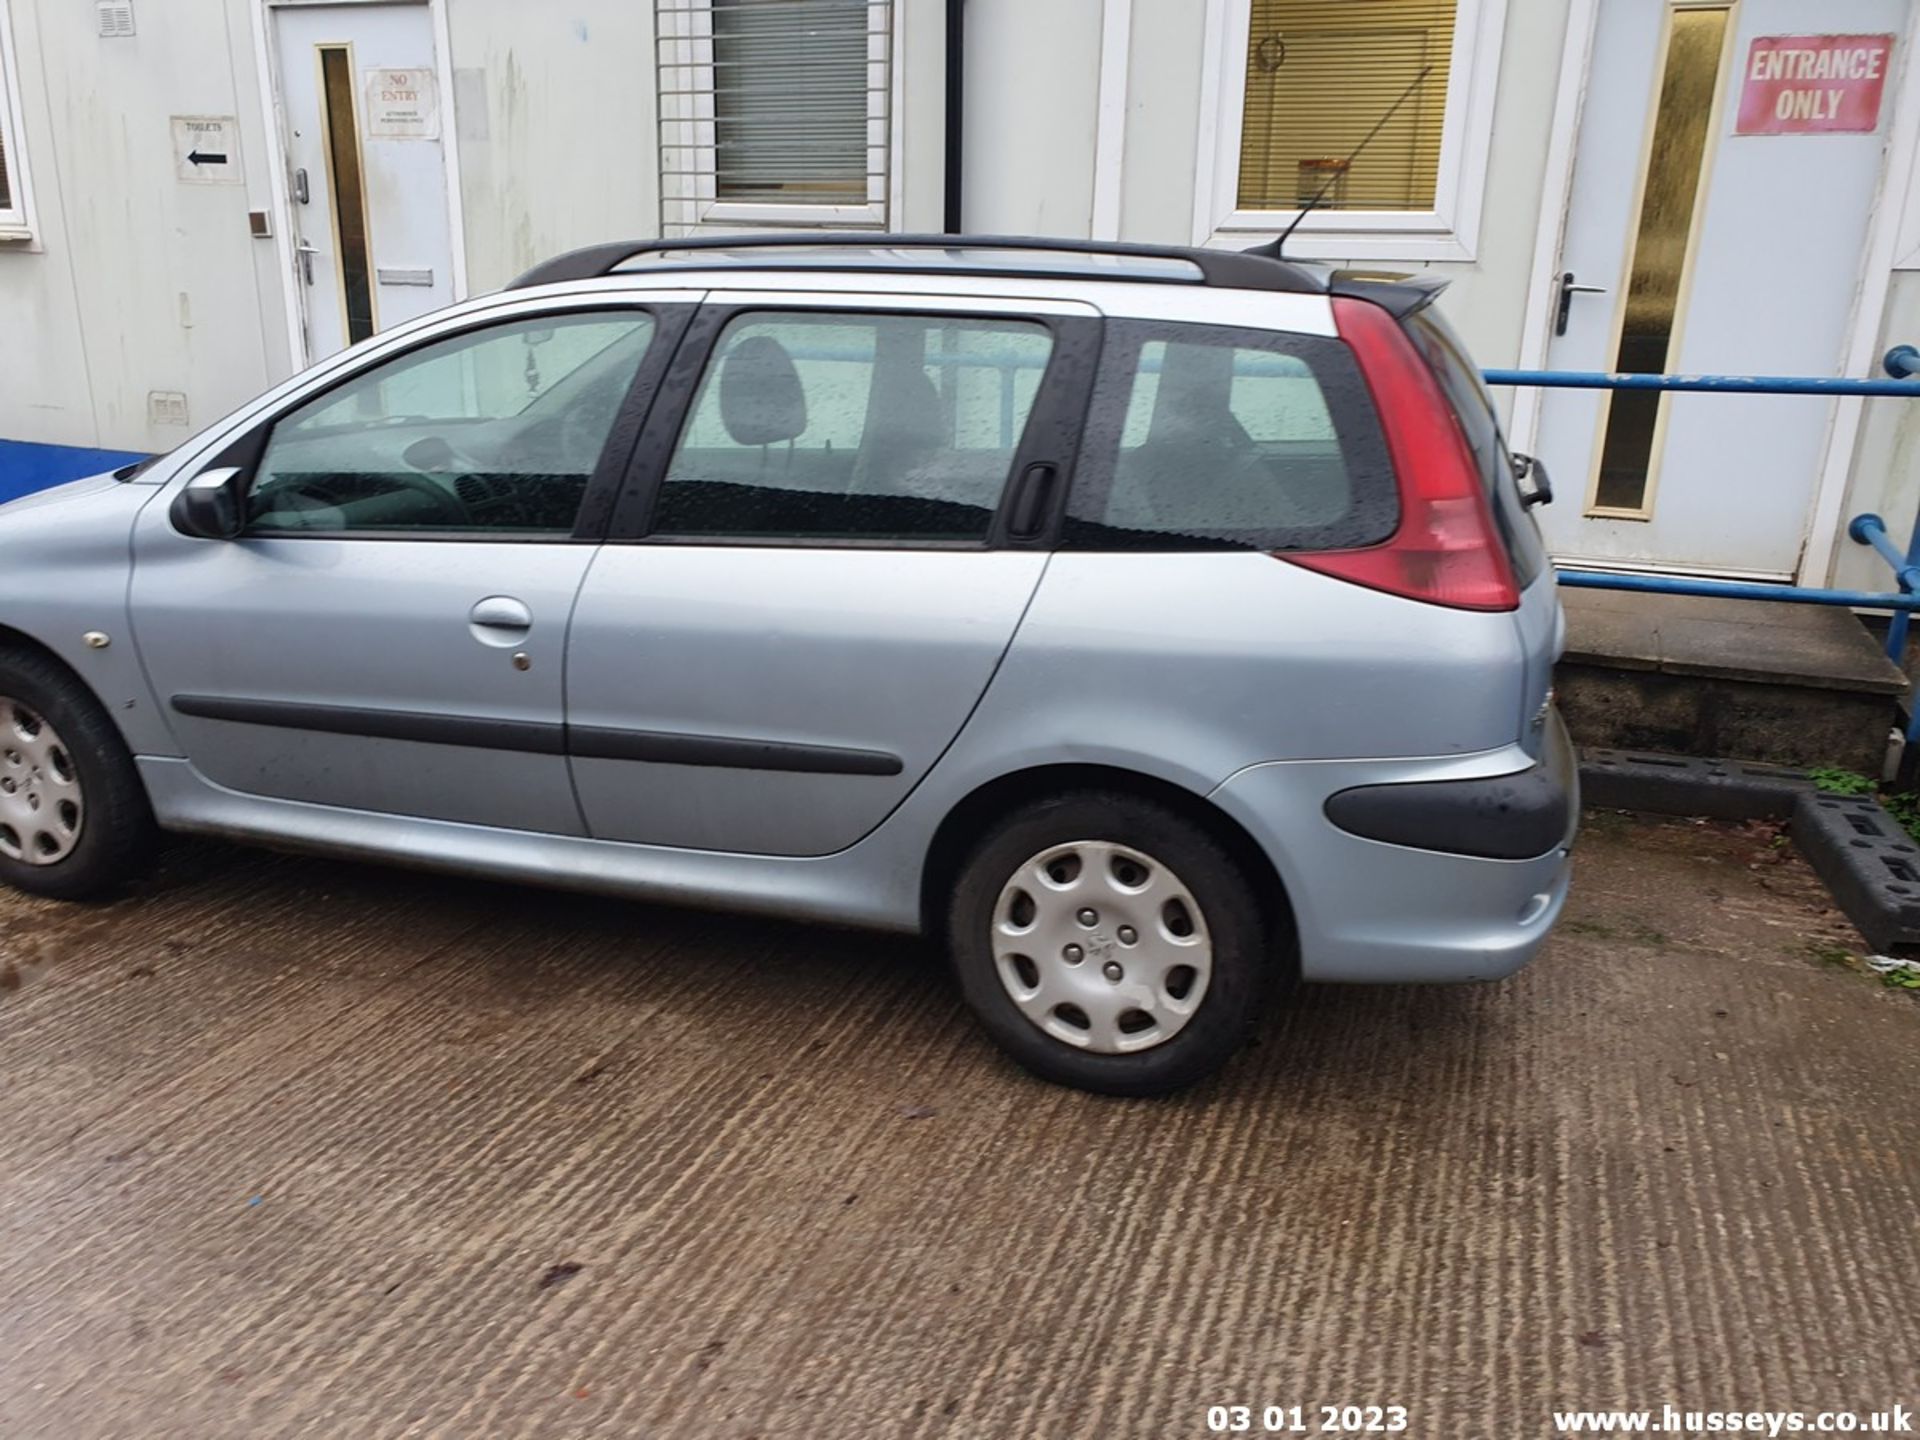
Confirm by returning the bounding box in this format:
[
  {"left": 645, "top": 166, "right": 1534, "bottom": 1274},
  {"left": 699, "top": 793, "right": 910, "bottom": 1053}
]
[{"left": 1554, "top": 587, "right": 1910, "bottom": 774}]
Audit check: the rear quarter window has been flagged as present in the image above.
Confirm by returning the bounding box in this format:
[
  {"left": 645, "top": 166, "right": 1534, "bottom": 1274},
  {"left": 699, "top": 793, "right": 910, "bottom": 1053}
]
[{"left": 1063, "top": 319, "right": 1397, "bottom": 552}]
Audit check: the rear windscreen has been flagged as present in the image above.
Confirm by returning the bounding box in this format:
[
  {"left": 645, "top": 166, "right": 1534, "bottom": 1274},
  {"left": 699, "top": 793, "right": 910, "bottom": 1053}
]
[
  {"left": 1403, "top": 306, "right": 1549, "bottom": 588},
  {"left": 1063, "top": 319, "right": 1398, "bottom": 552}
]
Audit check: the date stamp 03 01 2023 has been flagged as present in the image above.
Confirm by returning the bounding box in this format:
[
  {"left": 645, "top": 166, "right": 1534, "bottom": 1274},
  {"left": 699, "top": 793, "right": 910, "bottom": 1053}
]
[{"left": 1205, "top": 1405, "right": 1412, "bottom": 1435}]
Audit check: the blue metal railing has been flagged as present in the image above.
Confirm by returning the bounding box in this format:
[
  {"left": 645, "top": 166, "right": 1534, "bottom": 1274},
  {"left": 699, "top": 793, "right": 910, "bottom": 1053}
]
[
  {"left": 1481, "top": 368, "right": 1920, "bottom": 397},
  {"left": 1482, "top": 353, "right": 1920, "bottom": 739}
]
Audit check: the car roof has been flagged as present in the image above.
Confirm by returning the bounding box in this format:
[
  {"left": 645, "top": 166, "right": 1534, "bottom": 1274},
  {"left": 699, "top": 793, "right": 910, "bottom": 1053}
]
[{"left": 503, "top": 233, "right": 1448, "bottom": 318}]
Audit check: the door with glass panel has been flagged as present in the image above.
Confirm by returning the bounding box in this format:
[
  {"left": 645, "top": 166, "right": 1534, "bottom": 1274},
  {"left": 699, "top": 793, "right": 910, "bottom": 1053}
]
[
  {"left": 273, "top": 2, "right": 456, "bottom": 361},
  {"left": 566, "top": 298, "right": 1096, "bottom": 857},
  {"left": 1532, "top": 0, "right": 1905, "bottom": 577},
  {"left": 130, "top": 307, "right": 677, "bottom": 834}
]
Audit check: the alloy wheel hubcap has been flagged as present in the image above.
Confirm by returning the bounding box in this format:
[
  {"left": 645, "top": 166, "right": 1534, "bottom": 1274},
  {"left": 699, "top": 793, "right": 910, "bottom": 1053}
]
[
  {"left": 0, "top": 698, "right": 84, "bottom": 866},
  {"left": 991, "top": 840, "right": 1212, "bottom": 1054}
]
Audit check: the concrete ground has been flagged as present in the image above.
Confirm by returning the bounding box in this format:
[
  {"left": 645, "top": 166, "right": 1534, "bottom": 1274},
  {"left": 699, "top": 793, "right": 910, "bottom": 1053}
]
[{"left": 1, "top": 812, "right": 1917, "bottom": 1440}]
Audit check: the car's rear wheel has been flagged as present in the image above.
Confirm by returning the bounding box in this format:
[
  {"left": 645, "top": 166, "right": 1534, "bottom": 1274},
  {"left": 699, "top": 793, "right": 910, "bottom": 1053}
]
[
  {"left": 0, "top": 651, "right": 156, "bottom": 901},
  {"left": 948, "top": 791, "right": 1274, "bottom": 1095}
]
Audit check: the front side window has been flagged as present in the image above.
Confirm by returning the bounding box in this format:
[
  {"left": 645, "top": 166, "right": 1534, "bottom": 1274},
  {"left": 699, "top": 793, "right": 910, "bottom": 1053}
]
[
  {"left": 247, "top": 312, "right": 656, "bottom": 535},
  {"left": 1237, "top": 0, "right": 1458, "bottom": 214},
  {"left": 1066, "top": 320, "right": 1396, "bottom": 552},
  {"left": 653, "top": 311, "right": 1054, "bottom": 542}
]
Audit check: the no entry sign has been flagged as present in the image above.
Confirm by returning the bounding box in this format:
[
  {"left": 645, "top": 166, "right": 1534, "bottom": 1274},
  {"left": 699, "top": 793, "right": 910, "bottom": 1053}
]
[{"left": 1736, "top": 33, "right": 1894, "bottom": 135}]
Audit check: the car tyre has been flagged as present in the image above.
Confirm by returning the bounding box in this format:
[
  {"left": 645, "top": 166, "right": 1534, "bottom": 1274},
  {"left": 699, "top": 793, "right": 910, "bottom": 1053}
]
[
  {"left": 0, "top": 649, "right": 157, "bottom": 901},
  {"left": 948, "top": 790, "right": 1275, "bottom": 1096}
]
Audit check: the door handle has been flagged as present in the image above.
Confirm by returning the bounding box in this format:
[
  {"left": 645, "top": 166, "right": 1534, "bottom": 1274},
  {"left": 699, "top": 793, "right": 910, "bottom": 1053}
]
[
  {"left": 295, "top": 238, "right": 319, "bottom": 286},
  {"left": 1554, "top": 270, "right": 1608, "bottom": 337},
  {"left": 1007, "top": 462, "right": 1060, "bottom": 541},
  {"left": 469, "top": 596, "right": 533, "bottom": 647}
]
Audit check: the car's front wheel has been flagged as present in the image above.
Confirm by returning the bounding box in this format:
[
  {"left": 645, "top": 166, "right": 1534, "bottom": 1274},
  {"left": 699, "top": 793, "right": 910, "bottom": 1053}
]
[
  {"left": 948, "top": 791, "right": 1276, "bottom": 1095},
  {"left": 0, "top": 650, "right": 156, "bottom": 901}
]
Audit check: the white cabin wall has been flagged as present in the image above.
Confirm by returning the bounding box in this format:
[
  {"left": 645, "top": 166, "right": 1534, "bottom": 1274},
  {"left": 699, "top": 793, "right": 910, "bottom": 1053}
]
[
  {"left": 961, "top": 0, "right": 1102, "bottom": 236},
  {"left": 0, "top": 0, "right": 288, "bottom": 454},
  {"left": 1831, "top": 274, "right": 1920, "bottom": 592},
  {"left": 1116, "top": 0, "right": 1205, "bottom": 244},
  {"left": 443, "top": 0, "right": 658, "bottom": 294}
]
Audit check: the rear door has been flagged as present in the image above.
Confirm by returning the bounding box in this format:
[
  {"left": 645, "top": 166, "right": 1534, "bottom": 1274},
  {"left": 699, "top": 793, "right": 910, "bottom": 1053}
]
[{"left": 564, "top": 292, "right": 1099, "bottom": 856}]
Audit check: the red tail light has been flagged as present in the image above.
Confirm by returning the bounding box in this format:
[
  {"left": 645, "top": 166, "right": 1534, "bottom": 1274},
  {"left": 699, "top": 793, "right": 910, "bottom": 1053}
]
[{"left": 1278, "top": 297, "right": 1518, "bottom": 612}]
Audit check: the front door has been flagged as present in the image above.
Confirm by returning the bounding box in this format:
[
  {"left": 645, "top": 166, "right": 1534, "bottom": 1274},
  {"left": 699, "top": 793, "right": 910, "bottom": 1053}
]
[
  {"left": 130, "top": 303, "right": 682, "bottom": 835},
  {"left": 1531, "top": 0, "right": 1905, "bottom": 577},
  {"left": 273, "top": 1, "right": 457, "bottom": 362}
]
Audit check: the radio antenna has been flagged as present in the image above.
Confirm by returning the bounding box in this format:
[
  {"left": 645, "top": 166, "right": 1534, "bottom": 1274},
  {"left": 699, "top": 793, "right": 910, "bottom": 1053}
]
[{"left": 1248, "top": 64, "right": 1435, "bottom": 259}]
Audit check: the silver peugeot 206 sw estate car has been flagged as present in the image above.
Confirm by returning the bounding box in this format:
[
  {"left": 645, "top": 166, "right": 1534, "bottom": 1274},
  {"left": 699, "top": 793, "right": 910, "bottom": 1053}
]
[{"left": 0, "top": 235, "right": 1573, "bottom": 1094}]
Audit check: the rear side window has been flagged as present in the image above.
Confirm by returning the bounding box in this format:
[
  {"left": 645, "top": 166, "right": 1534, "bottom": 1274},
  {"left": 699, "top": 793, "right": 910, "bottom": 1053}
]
[
  {"left": 1064, "top": 320, "right": 1396, "bottom": 552},
  {"left": 652, "top": 311, "right": 1055, "bottom": 543},
  {"left": 1403, "top": 307, "right": 1548, "bottom": 588}
]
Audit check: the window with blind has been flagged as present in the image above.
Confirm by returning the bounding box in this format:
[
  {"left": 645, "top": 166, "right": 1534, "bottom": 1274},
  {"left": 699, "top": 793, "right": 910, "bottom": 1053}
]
[
  {"left": 656, "top": 0, "right": 894, "bottom": 230},
  {"left": 1237, "top": 0, "right": 1457, "bottom": 213},
  {"left": 0, "top": 1, "right": 19, "bottom": 230}
]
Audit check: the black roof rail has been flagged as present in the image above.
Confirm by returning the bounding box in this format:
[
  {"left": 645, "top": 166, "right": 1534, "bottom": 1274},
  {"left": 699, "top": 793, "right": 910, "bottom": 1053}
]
[{"left": 505, "top": 232, "right": 1331, "bottom": 295}]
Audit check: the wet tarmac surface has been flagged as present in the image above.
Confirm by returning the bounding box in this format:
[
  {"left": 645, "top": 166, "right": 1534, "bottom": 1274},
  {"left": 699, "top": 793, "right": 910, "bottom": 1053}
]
[{"left": 2, "top": 811, "right": 1916, "bottom": 1438}]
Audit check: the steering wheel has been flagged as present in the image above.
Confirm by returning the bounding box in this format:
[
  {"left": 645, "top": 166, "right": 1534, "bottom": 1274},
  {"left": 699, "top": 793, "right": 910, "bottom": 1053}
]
[
  {"left": 494, "top": 408, "right": 603, "bottom": 476},
  {"left": 280, "top": 469, "right": 472, "bottom": 527}
]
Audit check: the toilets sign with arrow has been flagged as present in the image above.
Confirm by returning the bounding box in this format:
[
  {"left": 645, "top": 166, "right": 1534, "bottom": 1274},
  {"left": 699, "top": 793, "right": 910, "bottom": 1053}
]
[{"left": 171, "top": 115, "right": 241, "bottom": 184}]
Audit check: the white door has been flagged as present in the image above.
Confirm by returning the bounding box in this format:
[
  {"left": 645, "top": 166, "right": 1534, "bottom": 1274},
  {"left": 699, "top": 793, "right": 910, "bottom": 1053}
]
[
  {"left": 273, "top": 2, "right": 456, "bottom": 362},
  {"left": 1531, "top": 0, "right": 1906, "bottom": 578}
]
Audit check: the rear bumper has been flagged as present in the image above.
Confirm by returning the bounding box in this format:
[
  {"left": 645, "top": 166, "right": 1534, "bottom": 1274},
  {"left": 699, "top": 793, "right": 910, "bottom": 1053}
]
[
  {"left": 1209, "top": 724, "right": 1577, "bottom": 984},
  {"left": 1323, "top": 711, "right": 1577, "bottom": 860}
]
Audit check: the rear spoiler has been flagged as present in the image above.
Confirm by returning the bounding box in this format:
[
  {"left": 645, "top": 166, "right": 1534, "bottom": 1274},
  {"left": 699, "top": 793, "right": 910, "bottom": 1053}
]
[
  {"left": 1239, "top": 238, "right": 1449, "bottom": 319},
  {"left": 1326, "top": 269, "right": 1450, "bottom": 321}
]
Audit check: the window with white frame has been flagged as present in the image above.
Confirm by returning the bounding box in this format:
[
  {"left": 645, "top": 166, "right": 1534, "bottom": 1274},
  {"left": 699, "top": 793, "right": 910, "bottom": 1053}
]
[
  {"left": 1195, "top": 0, "right": 1506, "bottom": 260},
  {"left": 0, "top": 0, "right": 32, "bottom": 236},
  {"left": 656, "top": 0, "right": 898, "bottom": 233},
  {"left": 0, "top": 104, "right": 13, "bottom": 221}
]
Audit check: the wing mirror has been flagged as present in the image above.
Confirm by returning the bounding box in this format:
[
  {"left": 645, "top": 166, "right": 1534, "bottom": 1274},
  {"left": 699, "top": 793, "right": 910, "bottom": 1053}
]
[
  {"left": 1511, "top": 452, "right": 1554, "bottom": 508},
  {"left": 170, "top": 465, "right": 248, "bottom": 539}
]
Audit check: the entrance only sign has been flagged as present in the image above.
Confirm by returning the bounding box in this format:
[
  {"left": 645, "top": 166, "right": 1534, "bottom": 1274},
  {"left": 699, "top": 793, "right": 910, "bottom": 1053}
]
[{"left": 1736, "top": 33, "right": 1894, "bottom": 135}]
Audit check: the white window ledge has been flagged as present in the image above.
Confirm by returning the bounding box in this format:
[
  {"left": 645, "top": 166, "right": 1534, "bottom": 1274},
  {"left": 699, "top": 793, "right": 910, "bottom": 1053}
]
[{"left": 1200, "top": 210, "right": 1477, "bottom": 263}]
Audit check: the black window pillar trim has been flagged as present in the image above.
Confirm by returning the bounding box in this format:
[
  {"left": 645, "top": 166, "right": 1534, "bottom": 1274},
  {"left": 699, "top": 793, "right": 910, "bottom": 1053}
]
[
  {"left": 607, "top": 302, "right": 734, "bottom": 540},
  {"left": 571, "top": 302, "right": 699, "bottom": 541},
  {"left": 987, "top": 313, "right": 1099, "bottom": 551}
]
